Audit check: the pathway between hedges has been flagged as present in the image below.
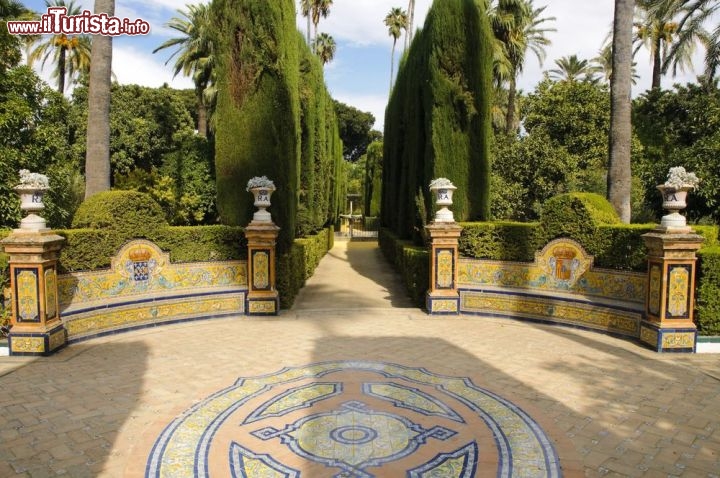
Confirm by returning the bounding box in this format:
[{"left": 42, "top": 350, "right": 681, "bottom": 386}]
[{"left": 291, "top": 237, "right": 415, "bottom": 311}]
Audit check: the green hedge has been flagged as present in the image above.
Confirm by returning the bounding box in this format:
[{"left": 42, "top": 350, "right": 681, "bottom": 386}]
[
  {"left": 277, "top": 227, "right": 333, "bottom": 309},
  {"left": 379, "top": 228, "right": 429, "bottom": 307},
  {"left": 459, "top": 222, "right": 540, "bottom": 262},
  {"left": 697, "top": 247, "right": 720, "bottom": 336},
  {"left": 56, "top": 225, "right": 246, "bottom": 273},
  {"left": 0, "top": 228, "right": 10, "bottom": 289},
  {"left": 72, "top": 190, "right": 168, "bottom": 239}
]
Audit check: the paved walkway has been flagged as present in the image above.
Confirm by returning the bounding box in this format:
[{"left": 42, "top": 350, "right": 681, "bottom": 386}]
[{"left": 0, "top": 239, "right": 719, "bottom": 477}]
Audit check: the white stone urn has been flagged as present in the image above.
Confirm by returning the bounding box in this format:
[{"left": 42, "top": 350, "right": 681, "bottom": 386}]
[
  {"left": 15, "top": 170, "right": 50, "bottom": 231},
  {"left": 247, "top": 176, "right": 276, "bottom": 223},
  {"left": 429, "top": 178, "right": 457, "bottom": 223},
  {"left": 657, "top": 167, "right": 700, "bottom": 231}
]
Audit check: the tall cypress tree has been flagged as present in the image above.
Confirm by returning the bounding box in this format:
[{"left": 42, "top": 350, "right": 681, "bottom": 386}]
[{"left": 382, "top": 0, "right": 493, "bottom": 239}]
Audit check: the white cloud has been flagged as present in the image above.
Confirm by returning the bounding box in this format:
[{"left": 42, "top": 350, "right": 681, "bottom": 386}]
[{"left": 113, "top": 45, "right": 194, "bottom": 89}]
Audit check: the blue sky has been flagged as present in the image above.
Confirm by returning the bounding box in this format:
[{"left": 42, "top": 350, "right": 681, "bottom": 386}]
[{"left": 24, "top": 0, "right": 704, "bottom": 130}]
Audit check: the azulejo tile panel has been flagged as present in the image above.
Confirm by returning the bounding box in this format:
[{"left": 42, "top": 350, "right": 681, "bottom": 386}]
[
  {"left": 146, "top": 361, "right": 562, "bottom": 478},
  {"left": 58, "top": 239, "right": 248, "bottom": 311},
  {"left": 461, "top": 290, "right": 641, "bottom": 337},
  {"left": 15, "top": 268, "right": 40, "bottom": 322},
  {"left": 458, "top": 239, "right": 646, "bottom": 304}
]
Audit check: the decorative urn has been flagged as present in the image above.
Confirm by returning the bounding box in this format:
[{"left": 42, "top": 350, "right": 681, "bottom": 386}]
[
  {"left": 247, "top": 176, "right": 276, "bottom": 223},
  {"left": 15, "top": 169, "right": 50, "bottom": 231},
  {"left": 429, "top": 178, "right": 457, "bottom": 223},
  {"left": 657, "top": 167, "right": 699, "bottom": 231}
]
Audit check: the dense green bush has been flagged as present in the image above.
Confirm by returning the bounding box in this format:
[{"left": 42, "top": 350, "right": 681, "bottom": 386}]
[
  {"left": 459, "top": 222, "right": 540, "bottom": 262},
  {"left": 56, "top": 225, "right": 245, "bottom": 272},
  {"left": 697, "top": 246, "right": 720, "bottom": 336},
  {"left": 277, "top": 227, "right": 333, "bottom": 309},
  {"left": 539, "top": 193, "right": 620, "bottom": 250},
  {"left": 71, "top": 191, "right": 168, "bottom": 241},
  {"left": 379, "top": 228, "right": 429, "bottom": 307},
  {"left": 383, "top": 0, "right": 493, "bottom": 239}
]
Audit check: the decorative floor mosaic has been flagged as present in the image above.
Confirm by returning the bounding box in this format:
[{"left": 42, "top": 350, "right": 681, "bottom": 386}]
[{"left": 145, "top": 361, "right": 562, "bottom": 478}]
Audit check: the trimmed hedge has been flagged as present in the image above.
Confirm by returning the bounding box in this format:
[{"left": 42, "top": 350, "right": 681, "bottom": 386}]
[
  {"left": 379, "top": 228, "right": 429, "bottom": 307},
  {"left": 539, "top": 193, "right": 620, "bottom": 248},
  {"left": 72, "top": 190, "right": 168, "bottom": 240},
  {"left": 697, "top": 247, "right": 720, "bottom": 336},
  {"left": 277, "top": 226, "right": 333, "bottom": 309},
  {"left": 459, "top": 222, "right": 540, "bottom": 262},
  {"left": 0, "top": 228, "right": 9, "bottom": 289},
  {"left": 56, "top": 225, "right": 246, "bottom": 273}
]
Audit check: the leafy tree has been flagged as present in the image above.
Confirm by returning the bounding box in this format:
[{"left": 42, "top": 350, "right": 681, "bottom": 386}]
[
  {"left": 524, "top": 79, "right": 612, "bottom": 191},
  {"left": 384, "top": 7, "right": 408, "bottom": 89},
  {"left": 333, "top": 99, "right": 377, "bottom": 162},
  {"left": 313, "top": 32, "right": 336, "bottom": 65},
  {"left": 28, "top": 0, "right": 91, "bottom": 94},
  {"left": 153, "top": 3, "right": 215, "bottom": 137},
  {"left": 633, "top": 82, "right": 720, "bottom": 222},
  {"left": 84, "top": 0, "right": 114, "bottom": 198},
  {"left": 1, "top": 0, "right": 33, "bottom": 72},
  {"left": 609, "top": 0, "right": 635, "bottom": 222},
  {"left": 0, "top": 65, "right": 80, "bottom": 227}
]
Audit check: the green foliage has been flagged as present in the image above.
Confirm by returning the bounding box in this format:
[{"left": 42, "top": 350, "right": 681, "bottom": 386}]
[
  {"left": 697, "top": 246, "right": 720, "bottom": 336},
  {"left": 333, "top": 99, "right": 377, "bottom": 162},
  {"left": 276, "top": 227, "right": 333, "bottom": 309},
  {"left": 56, "top": 225, "right": 245, "bottom": 272},
  {"left": 0, "top": 228, "right": 9, "bottom": 288},
  {"left": 459, "top": 222, "right": 540, "bottom": 261},
  {"left": 0, "top": 65, "right": 79, "bottom": 228},
  {"left": 633, "top": 83, "right": 720, "bottom": 222},
  {"left": 383, "top": 0, "right": 493, "bottom": 239},
  {"left": 214, "top": 0, "right": 342, "bottom": 252},
  {"left": 71, "top": 191, "right": 168, "bottom": 241},
  {"left": 378, "top": 228, "right": 429, "bottom": 307},
  {"left": 539, "top": 193, "right": 620, "bottom": 251},
  {"left": 363, "top": 141, "right": 383, "bottom": 217}
]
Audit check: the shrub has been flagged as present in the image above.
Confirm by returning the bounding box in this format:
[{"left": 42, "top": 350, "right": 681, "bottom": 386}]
[
  {"left": 277, "top": 227, "right": 333, "bottom": 309},
  {"left": 380, "top": 228, "right": 429, "bottom": 307},
  {"left": 56, "top": 225, "right": 245, "bottom": 272},
  {"left": 539, "top": 193, "right": 620, "bottom": 253},
  {"left": 459, "top": 222, "right": 540, "bottom": 261},
  {"left": 72, "top": 190, "right": 168, "bottom": 241},
  {"left": 697, "top": 247, "right": 720, "bottom": 336}
]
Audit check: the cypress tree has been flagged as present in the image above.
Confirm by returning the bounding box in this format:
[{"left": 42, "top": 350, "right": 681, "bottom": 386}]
[
  {"left": 382, "top": 0, "right": 493, "bottom": 239},
  {"left": 214, "top": 0, "right": 301, "bottom": 252}
]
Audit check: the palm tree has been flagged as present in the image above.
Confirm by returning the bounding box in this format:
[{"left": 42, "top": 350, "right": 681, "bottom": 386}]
[
  {"left": 608, "top": 0, "right": 635, "bottom": 223},
  {"left": 28, "top": 0, "right": 92, "bottom": 93},
  {"left": 634, "top": 0, "right": 708, "bottom": 89},
  {"left": 385, "top": 7, "right": 408, "bottom": 91},
  {"left": 84, "top": 0, "right": 114, "bottom": 198},
  {"left": 301, "top": 0, "right": 332, "bottom": 50},
  {"left": 405, "top": 0, "right": 415, "bottom": 50},
  {"left": 548, "top": 54, "right": 597, "bottom": 82},
  {"left": 299, "top": 0, "right": 312, "bottom": 46},
  {"left": 313, "top": 32, "right": 336, "bottom": 65},
  {"left": 666, "top": 0, "right": 719, "bottom": 82},
  {"left": 153, "top": 3, "right": 214, "bottom": 137},
  {"left": 490, "top": 0, "right": 555, "bottom": 134}
]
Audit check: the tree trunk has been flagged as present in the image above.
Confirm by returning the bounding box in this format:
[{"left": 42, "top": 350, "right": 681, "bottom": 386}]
[
  {"left": 505, "top": 74, "right": 517, "bottom": 135},
  {"left": 84, "top": 0, "right": 114, "bottom": 199},
  {"left": 608, "top": 0, "right": 634, "bottom": 223},
  {"left": 307, "top": 15, "right": 311, "bottom": 46},
  {"left": 652, "top": 36, "right": 662, "bottom": 89},
  {"left": 58, "top": 46, "right": 66, "bottom": 94},
  {"left": 405, "top": 0, "right": 415, "bottom": 50},
  {"left": 197, "top": 89, "right": 207, "bottom": 138},
  {"left": 390, "top": 40, "right": 396, "bottom": 92}
]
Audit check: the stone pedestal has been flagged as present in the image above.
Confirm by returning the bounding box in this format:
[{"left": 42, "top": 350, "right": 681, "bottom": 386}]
[
  {"left": 245, "top": 221, "right": 280, "bottom": 316},
  {"left": 1, "top": 231, "right": 66, "bottom": 356},
  {"left": 641, "top": 231, "right": 704, "bottom": 353},
  {"left": 425, "top": 222, "right": 463, "bottom": 314}
]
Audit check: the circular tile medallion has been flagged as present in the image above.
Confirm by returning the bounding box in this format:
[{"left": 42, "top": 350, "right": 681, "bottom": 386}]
[{"left": 145, "top": 361, "right": 562, "bottom": 477}]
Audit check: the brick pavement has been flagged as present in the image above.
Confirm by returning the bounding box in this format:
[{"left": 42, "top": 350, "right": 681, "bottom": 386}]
[{"left": 0, "top": 238, "right": 718, "bottom": 477}]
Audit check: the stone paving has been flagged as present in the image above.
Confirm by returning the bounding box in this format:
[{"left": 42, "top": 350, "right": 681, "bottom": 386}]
[{"left": 0, "top": 238, "right": 719, "bottom": 477}]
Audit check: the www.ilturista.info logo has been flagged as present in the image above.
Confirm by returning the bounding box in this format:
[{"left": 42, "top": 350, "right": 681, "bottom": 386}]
[{"left": 7, "top": 7, "right": 150, "bottom": 36}]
